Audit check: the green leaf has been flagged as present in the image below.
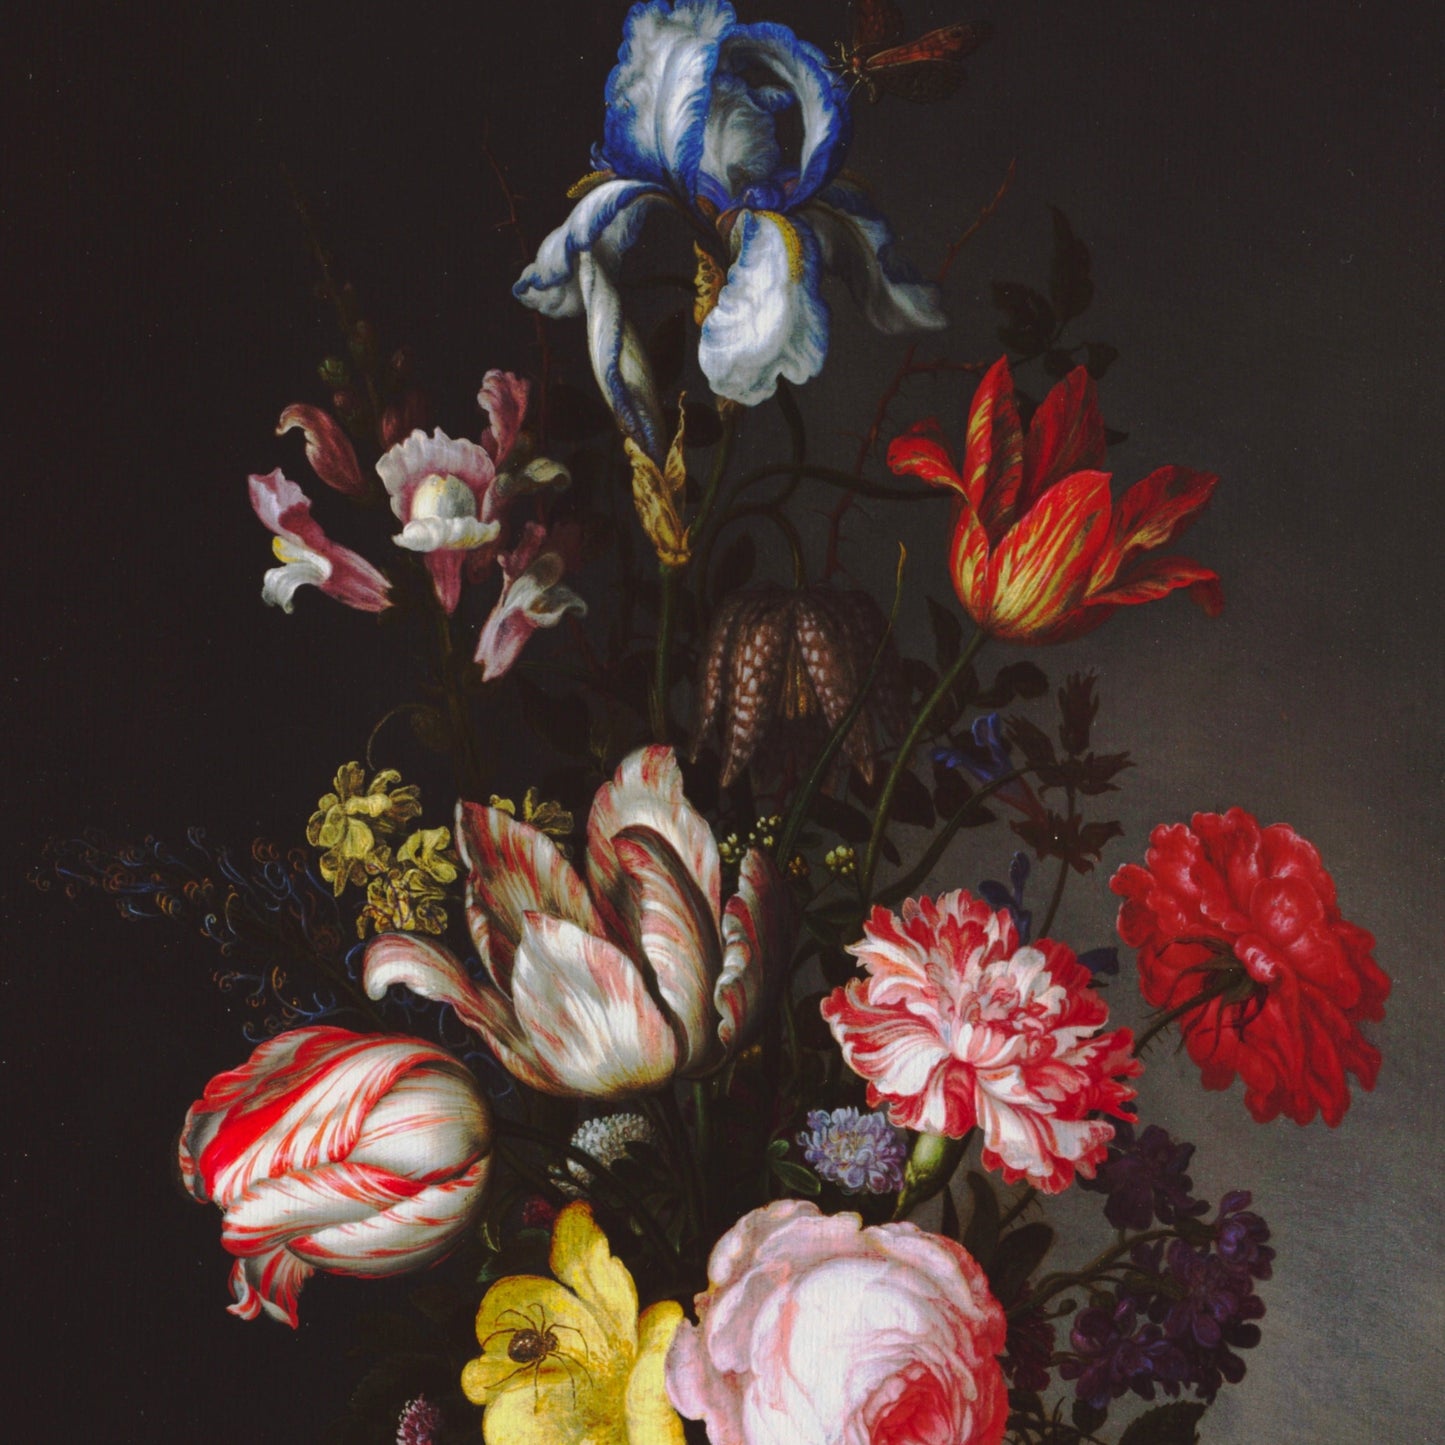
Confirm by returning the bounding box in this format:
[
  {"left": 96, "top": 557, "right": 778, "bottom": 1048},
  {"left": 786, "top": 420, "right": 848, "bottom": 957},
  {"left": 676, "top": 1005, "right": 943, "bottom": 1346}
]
[
  {"left": 1072, "top": 1398, "right": 1109, "bottom": 1434},
  {"left": 961, "top": 1171, "right": 1001, "bottom": 1264},
  {"left": 992, "top": 281, "right": 1057, "bottom": 356},
  {"left": 987, "top": 1222, "right": 1055, "bottom": 1306},
  {"left": 1048, "top": 206, "right": 1095, "bottom": 325},
  {"left": 769, "top": 1157, "right": 822, "bottom": 1196},
  {"left": 1085, "top": 341, "right": 1119, "bottom": 379},
  {"left": 1117, "top": 1402, "right": 1208, "bottom": 1445},
  {"left": 940, "top": 1183, "right": 961, "bottom": 1241}
]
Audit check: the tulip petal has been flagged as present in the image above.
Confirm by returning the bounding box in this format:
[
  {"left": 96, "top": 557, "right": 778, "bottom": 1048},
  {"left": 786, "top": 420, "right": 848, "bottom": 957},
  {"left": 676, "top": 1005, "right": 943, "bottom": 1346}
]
[
  {"left": 293, "top": 1162, "right": 490, "bottom": 1276},
  {"left": 983, "top": 468, "right": 1112, "bottom": 641},
  {"left": 457, "top": 800, "right": 604, "bottom": 969},
  {"left": 276, "top": 404, "right": 367, "bottom": 496},
  {"left": 963, "top": 357, "right": 1025, "bottom": 530},
  {"left": 886, "top": 419, "right": 963, "bottom": 495},
  {"left": 1018, "top": 365, "right": 1107, "bottom": 511},
  {"left": 509, "top": 915, "right": 680, "bottom": 1097},
  {"left": 805, "top": 178, "right": 947, "bottom": 334},
  {"left": 697, "top": 209, "right": 829, "bottom": 406},
  {"left": 1091, "top": 464, "right": 1219, "bottom": 591},
  {"left": 588, "top": 747, "right": 722, "bottom": 938},
  {"left": 360, "top": 933, "right": 554, "bottom": 1092},
  {"left": 612, "top": 826, "right": 723, "bottom": 1073},
  {"left": 1086, "top": 554, "right": 1224, "bottom": 610},
  {"left": 715, "top": 849, "right": 793, "bottom": 1058},
  {"left": 180, "top": 1025, "right": 451, "bottom": 1205},
  {"left": 227, "top": 1248, "right": 313, "bottom": 1328}
]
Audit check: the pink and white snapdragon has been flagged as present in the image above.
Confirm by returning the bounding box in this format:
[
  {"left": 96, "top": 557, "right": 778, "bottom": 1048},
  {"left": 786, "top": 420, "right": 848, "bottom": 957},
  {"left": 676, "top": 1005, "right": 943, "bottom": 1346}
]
[
  {"left": 248, "top": 469, "right": 391, "bottom": 613},
  {"left": 822, "top": 891, "right": 1140, "bottom": 1193},
  {"left": 362, "top": 746, "right": 794, "bottom": 1098},
  {"left": 665, "top": 1200, "right": 1008, "bottom": 1445},
  {"left": 179, "top": 1026, "right": 492, "bottom": 1326},
  {"left": 376, "top": 370, "right": 570, "bottom": 614},
  {"left": 473, "top": 520, "right": 586, "bottom": 680}
]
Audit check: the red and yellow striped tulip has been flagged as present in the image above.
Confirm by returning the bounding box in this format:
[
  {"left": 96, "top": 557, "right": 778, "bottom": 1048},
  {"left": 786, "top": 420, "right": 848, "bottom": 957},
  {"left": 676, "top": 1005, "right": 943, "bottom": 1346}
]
[{"left": 888, "top": 357, "right": 1223, "bottom": 645}]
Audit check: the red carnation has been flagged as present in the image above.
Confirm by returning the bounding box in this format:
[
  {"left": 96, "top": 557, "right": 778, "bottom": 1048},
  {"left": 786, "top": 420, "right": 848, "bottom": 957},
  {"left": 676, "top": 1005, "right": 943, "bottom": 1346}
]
[{"left": 1111, "top": 808, "right": 1390, "bottom": 1126}]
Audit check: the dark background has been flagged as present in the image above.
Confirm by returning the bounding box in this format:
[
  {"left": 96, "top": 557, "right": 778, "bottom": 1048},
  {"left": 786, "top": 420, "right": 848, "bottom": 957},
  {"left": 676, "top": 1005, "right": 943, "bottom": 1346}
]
[{"left": 6, "top": 1, "right": 1442, "bottom": 1439}]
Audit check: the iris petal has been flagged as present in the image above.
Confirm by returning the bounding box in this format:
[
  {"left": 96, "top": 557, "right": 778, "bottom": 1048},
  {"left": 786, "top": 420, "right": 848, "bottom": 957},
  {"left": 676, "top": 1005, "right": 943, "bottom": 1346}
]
[
  {"left": 719, "top": 20, "right": 851, "bottom": 207},
  {"left": 599, "top": 0, "right": 734, "bottom": 195},
  {"left": 805, "top": 179, "right": 947, "bottom": 334},
  {"left": 698, "top": 209, "right": 828, "bottom": 405}
]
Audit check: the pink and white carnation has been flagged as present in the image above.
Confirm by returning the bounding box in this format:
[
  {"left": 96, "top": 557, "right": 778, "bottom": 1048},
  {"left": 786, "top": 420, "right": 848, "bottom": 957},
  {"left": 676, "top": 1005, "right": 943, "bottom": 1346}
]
[
  {"left": 248, "top": 469, "right": 391, "bottom": 613},
  {"left": 179, "top": 1026, "right": 493, "bottom": 1327},
  {"left": 821, "top": 891, "right": 1140, "bottom": 1193},
  {"left": 375, "top": 370, "right": 569, "bottom": 614},
  {"left": 665, "top": 1199, "right": 1008, "bottom": 1445}
]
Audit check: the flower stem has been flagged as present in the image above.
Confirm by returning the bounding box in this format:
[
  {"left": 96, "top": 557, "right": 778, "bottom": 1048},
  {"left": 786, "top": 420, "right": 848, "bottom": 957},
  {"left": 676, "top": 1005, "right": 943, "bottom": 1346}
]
[
  {"left": 860, "top": 630, "right": 986, "bottom": 898},
  {"left": 649, "top": 406, "right": 738, "bottom": 743},
  {"left": 1131, "top": 960, "right": 1251, "bottom": 1056},
  {"left": 1038, "top": 855, "right": 1070, "bottom": 938},
  {"left": 649, "top": 563, "right": 683, "bottom": 743},
  {"left": 877, "top": 766, "right": 1035, "bottom": 906},
  {"left": 775, "top": 545, "right": 908, "bottom": 867},
  {"left": 1010, "top": 1227, "right": 1175, "bottom": 1320}
]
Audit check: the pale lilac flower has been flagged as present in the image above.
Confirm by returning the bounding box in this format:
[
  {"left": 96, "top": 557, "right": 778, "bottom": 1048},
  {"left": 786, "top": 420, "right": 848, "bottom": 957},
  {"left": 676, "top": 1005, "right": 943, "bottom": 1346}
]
[{"left": 797, "top": 1106, "right": 906, "bottom": 1194}]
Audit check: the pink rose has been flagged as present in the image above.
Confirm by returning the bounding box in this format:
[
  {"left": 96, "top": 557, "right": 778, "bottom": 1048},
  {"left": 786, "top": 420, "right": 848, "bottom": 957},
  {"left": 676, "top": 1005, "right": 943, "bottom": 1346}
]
[{"left": 665, "top": 1200, "right": 1008, "bottom": 1445}]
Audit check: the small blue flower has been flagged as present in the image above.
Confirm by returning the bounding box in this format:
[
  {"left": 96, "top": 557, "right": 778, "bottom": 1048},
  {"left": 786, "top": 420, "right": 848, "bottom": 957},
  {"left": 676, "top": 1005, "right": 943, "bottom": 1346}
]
[
  {"left": 515, "top": 0, "right": 946, "bottom": 452},
  {"left": 797, "top": 1106, "right": 906, "bottom": 1194}
]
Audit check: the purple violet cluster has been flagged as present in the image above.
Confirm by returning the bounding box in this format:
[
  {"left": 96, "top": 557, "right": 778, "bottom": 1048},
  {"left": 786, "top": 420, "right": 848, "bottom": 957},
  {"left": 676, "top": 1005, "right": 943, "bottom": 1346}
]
[
  {"left": 1062, "top": 1122, "right": 1275, "bottom": 1410},
  {"left": 797, "top": 1107, "right": 907, "bottom": 1195}
]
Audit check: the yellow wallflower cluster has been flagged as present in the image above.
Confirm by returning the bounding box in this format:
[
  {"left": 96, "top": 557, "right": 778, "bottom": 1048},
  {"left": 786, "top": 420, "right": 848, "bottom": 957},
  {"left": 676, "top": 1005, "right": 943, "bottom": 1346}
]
[
  {"left": 462, "top": 1202, "right": 683, "bottom": 1445},
  {"left": 356, "top": 826, "right": 459, "bottom": 940},
  {"left": 490, "top": 788, "right": 575, "bottom": 854},
  {"left": 305, "top": 763, "right": 459, "bottom": 939}
]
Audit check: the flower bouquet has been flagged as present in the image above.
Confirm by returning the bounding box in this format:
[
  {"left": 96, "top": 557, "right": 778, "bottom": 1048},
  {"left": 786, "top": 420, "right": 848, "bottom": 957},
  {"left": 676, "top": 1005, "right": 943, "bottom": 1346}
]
[{"left": 41, "top": 3, "right": 1392, "bottom": 1442}]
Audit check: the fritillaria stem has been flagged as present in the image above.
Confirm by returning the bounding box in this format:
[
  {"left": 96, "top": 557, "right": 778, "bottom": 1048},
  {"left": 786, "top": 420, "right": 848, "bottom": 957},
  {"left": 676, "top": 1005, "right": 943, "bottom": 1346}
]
[{"left": 860, "top": 629, "right": 987, "bottom": 898}]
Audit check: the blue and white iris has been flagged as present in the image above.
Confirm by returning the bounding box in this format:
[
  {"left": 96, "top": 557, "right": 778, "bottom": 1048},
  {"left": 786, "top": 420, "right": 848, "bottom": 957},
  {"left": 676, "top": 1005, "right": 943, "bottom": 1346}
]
[{"left": 514, "top": 0, "right": 947, "bottom": 457}]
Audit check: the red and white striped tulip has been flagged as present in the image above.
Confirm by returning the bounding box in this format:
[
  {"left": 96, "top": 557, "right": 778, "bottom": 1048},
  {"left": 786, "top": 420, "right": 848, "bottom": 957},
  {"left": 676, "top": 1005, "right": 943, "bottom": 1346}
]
[
  {"left": 362, "top": 746, "right": 795, "bottom": 1098},
  {"left": 179, "top": 1026, "right": 493, "bottom": 1327}
]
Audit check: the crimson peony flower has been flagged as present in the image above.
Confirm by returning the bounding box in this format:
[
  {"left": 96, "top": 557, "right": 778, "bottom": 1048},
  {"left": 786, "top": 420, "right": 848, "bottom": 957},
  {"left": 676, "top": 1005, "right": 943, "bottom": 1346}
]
[
  {"left": 179, "top": 1026, "right": 493, "bottom": 1326},
  {"left": 1111, "top": 807, "right": 1390, "bottom": 1126},
  {"left": 821, "top": 891, "right": 1140, "bottom": 1192},
  {"left": 887, "top": 357, "right": 1223, "bottom": 644},
  {"left": 665, "top": 1200, "right": 1008, "bottom": 1445}
]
